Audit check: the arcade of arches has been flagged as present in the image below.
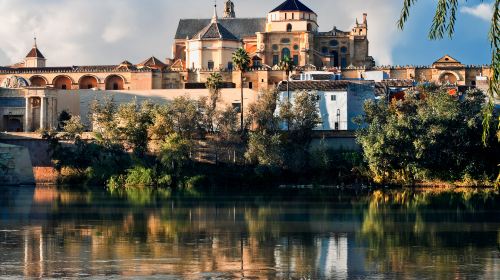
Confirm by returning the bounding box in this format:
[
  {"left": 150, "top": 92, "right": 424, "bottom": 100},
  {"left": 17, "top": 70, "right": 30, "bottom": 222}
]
[
  {"left": 79, "top": 76, "right": 98, "bottom": 89},
  {"left": 105, "top": 75, "right": 125, "bottom": 90},
  {"left": 53, "top": 76, "right": 72, "bottom": 90},
  {"left": 30, "top": 76, "right": 47, "bottom": 87}
]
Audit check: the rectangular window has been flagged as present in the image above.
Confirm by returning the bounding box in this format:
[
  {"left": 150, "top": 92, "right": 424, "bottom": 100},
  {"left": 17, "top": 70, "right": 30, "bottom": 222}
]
[
  {"left": 273, "top": 55, "right": 279, "bottom": 66},
  {"left": 292, "top": 13, "right": 294, "bottom": 19},
  {"left": 249, "top": 82, "right": 253, "bottom": 89},
  {"left": 228, "top": 62, "right": 233, "bottom": 71},
  {"left": 208, "top": 61, "right": 214, "bottom": 70},
  {"left": 331, "top": 95, "right": 336, "bottom": 101},
  {"left": 232, "top": 103, "right": 241, "bottom": 113},
  {"left": 293, "top": 55, "right": 299, "bottom": 66},
  {"left": 335, "top": 122, "right": 339, "bottom": 130}
]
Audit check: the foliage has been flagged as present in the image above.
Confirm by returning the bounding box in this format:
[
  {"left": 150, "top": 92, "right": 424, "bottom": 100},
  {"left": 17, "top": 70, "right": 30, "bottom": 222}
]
[
  {"left": 160, "top": 133, "right": 191, "bottom": 175},
  {"left": 232, "top": 47, "right": 251, "bottom": 131},
  {"left": 357, "top": 89, "right": 499, "bottom": 184},
  {"left": 114, "top": 100, "right": 153, "bottom": 156},
  {"left": 397, "top": 0, "right": 500, "bottom": 182},
  {"left": 57, "top": 110, "right": 72, "bottom": 130},
  {"left": 248, "top": 88, "right": 281, "bottom": 133},
  {"left": 232, "top": 47, "right": 250, "bottom": 72},
  {"left": 201, "top": 72, "right": 223, "bottom": 133},
  {"left": 245, "top": 132, "right": 283, "bottom": 167}
]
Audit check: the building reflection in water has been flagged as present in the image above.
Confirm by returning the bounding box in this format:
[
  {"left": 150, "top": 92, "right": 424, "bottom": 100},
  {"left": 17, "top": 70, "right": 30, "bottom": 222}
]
[{"left": 0, "top": 186, "right": 498, "bottom": 279}]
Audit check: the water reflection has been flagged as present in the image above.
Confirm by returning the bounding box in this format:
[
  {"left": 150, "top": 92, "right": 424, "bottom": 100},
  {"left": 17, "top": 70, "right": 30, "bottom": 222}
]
[{"left": 0, "top": 186, "right": 499, "bottom": 279}]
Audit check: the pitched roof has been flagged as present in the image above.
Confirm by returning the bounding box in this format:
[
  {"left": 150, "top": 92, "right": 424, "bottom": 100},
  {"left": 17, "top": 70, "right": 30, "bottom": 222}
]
[
  {"left": 175, "top": 18, "right": 266, "bottom": 40},
  {"left": 270, "top": 0, "right": 315, "bottom": 14},
  {"left": 434, "top": 55, "right": 461, "bottom": 64},
  {"left": 193, "top": 21, "right": 239, "bottom": 40},
  {"left": 138, "top": 56, "right": 168, "bottom": 69},
  {"left": 25, "top": 46, "right": 45, "bottom": 59}
]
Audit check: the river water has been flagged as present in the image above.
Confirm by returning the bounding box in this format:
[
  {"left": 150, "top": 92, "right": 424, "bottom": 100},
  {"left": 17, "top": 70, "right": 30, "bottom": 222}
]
[{"left": 0, "top": 186, "right": 499, "bottom": 279}]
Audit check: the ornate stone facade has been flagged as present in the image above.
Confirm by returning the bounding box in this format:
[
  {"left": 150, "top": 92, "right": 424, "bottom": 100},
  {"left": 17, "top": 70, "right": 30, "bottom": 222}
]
[{"left": 0, "top": 0, "right": 492, "bottom": 92}]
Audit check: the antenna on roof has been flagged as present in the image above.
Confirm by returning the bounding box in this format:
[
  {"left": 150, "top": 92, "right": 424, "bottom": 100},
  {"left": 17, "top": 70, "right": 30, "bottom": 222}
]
[{"left": 212, "top": 0, "right": 218, "bottom": 22}]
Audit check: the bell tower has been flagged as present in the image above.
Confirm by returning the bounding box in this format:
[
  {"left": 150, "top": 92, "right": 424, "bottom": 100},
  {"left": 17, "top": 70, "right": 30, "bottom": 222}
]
[{"left": 223, "top": 0, "right": 236, "bottom": 18}]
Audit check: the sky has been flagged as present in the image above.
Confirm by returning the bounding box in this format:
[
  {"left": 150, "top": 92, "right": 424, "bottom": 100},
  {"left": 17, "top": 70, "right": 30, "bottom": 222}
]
[{"left": 0, "top": 0, "right": 493, "bottom": 67}]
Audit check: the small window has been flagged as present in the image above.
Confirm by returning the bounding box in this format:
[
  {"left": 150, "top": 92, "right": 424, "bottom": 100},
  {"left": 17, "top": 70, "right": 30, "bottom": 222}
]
[
  {"left": 471, "top": 80, "right": 476, "bottom": 86},
  {"left": 293, "top": 44, "right": 299, "bottom": 50},
  {"left": 285, "top": 13, "right": 287, "bottom": 20},
  {"left": 331, "top": 95, "right": 336, "bottom": 101},
  {"left": 249, "top": 82, "right": 253, "bottom": 89},
  {"left": 228, "top": 62, "right": 233, "bottom": 70},
  {"left": 293, "top": 55, "right": 299, "bottom": 65},
  {"left": 208, "top": 61, "right": 214, "bottom": 70},
  {"left": 261, "top": 79, "right": 264, "bottom": 82},
  {"left": 307, "top": 23, "right": 312, "bottom": 32},
  {"left": 335, "top": 122, "right": 339, "bottom": 130},
  {"left": 292, "top": 13, "right": 294, "bottom": 19},
  {"left": 232, "top": 103, "right": 241, "bottom": 113},
  {"left": 340, "top": 46, "right": 348, "bottom": 53},
  {"left": 286, "top": 24, "right": 292, "bottom": 32},
  {"left": 272, "top": 44, "right": 279, "bottom": 51}
]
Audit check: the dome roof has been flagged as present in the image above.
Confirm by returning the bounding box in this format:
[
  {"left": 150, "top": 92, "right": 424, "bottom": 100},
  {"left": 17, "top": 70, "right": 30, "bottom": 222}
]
[
  {"left": 270, "top": 0, "right": 315, "bottom": 14},
  {"left": 0, "top": 75, "right": 30, "bottom": 88}
]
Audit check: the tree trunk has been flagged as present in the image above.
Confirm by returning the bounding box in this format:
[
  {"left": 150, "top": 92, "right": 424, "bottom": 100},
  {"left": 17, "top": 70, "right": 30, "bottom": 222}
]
[{"left": 240, "top": 72, "right": 244, "bottom": 132}]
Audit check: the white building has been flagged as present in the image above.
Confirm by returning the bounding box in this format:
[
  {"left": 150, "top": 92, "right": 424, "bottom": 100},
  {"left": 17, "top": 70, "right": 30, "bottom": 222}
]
[{"left": 277, "top": 80, "right": 375, "bottom": 131}]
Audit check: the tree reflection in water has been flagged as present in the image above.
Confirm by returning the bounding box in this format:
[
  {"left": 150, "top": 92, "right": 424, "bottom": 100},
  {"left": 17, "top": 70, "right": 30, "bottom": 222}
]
[{"left": 0, "top": 186, "right": 498, "bottom": 279}]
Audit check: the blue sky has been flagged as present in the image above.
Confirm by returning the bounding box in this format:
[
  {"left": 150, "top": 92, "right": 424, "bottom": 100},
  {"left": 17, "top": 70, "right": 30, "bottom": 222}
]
[{"left": 0, "top": 0, "right": 493, "bottom": 67}]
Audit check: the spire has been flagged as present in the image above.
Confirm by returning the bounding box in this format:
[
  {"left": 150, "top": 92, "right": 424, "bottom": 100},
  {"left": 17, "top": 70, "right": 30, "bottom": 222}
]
[
  {"left": 33, "top": 35, "right": 37, "bottom": 48},
  {"left": 223, "top": 0, "right": 236, "bottom": 18},
  {"left": 211, "top": 0, "right": 218, "bottom": 23}
]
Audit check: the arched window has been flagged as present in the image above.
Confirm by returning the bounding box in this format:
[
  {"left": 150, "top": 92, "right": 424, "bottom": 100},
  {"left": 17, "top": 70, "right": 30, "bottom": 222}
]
[
  {"left": 282, "top": 48, "right": 291, "bottom": 60},
  {"left": 330, "top": 50, "right": 339, "bottom": 67},
  {"left": 307, "top": 23, "right": 312, "bottom": 32},
  {"left": 286, "top": 24, "right": 292, "bottom": 32}
]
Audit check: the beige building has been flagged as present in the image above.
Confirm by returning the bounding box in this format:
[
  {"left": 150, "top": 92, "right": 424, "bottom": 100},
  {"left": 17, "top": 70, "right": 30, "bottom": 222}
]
[{"left": 0, "top": 0, "right": 493, "bottom": 94}]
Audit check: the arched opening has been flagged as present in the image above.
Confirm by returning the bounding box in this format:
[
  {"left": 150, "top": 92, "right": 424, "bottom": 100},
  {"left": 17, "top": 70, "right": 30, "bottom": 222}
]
[
  {"left": 79, "top": 75, "right": 99, "bottom": 89},
  {"left": 53, "top": 76, "right": 73, "bottom": 90},
  {"left": 330, "top": 50, "right": 339, "bottom": 67},
  {"left": 286, "top": 23, "right": 292, "bottom": 32},
  {"left": 439, "top": 72, "right": 458, "bottom": 85},
  {"left": 29, "top": 76, "right": 47, "bottom": 87},
  {"left": 307, "top": 23, "right": 312, "bottom": 32},
  {"left": 282, "top": 48, "right": 291, "bottom": 60},
  {"left": 105, "top": 75, "right": 125, "bottom": 90}
]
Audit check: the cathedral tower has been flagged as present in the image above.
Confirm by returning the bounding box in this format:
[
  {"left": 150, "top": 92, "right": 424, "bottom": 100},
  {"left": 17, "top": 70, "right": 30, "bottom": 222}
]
[
  {"left": 24, "top": 37, "right": 46, "bottom": 68},
  {"left": 223, "top": 0, "right": 236, "bottom": 18}
]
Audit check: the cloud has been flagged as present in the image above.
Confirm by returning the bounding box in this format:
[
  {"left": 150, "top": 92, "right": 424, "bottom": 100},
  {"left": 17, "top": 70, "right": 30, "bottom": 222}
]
[
  {"left": 0, "top": 0, "right": 404, "bottom": 66},
  {"left": 460, "top": 3, "right": 494, "bottom": 22}
]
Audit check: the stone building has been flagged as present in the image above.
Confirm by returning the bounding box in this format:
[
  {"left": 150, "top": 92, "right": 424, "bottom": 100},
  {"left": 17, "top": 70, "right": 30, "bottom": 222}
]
[
  {"left": 0, "top": 0, "right": 493, "bottom": 93},
  {"left": 173, "top": 0, "right": 374, "bottom": 70}
]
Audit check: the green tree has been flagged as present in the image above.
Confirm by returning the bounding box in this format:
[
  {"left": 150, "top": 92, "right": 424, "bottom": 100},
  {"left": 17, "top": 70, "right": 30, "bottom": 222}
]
[
  {"left": 357, "top": 89, "right": 499, "bottom": 185},
  {"left": 115, "top": 100, "right": 153, "bottom": 157},
  {"left": 397, "top": 0, "right": 499, "bottom": 178},
  {"left": 279, "top": 90, "right": 321, "bottom": 170},
  {"left": 89, "top": 96, "right": 118, "bottom": 145},
  {"left": 232, "top": 47, "right": 250, "bottom": 132},
  {"left": 166, "top": 95, "right": 202, "bottom": 139},
  {"left": 201, "top": 72, "right": 223, "bottom": 133}
]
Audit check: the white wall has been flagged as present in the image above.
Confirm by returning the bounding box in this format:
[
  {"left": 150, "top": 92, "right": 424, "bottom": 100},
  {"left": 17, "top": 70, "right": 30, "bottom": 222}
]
[{"left": 277, "top": 83, "right": 375, "bottom": 131}]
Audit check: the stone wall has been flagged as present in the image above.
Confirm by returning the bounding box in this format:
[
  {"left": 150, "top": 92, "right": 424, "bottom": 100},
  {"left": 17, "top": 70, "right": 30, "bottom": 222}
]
[{"left": 0, "top": 143, "right": 35, "bottom": 185}]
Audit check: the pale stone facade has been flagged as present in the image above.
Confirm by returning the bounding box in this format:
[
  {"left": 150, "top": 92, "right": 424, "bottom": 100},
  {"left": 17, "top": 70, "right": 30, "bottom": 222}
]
[{"left": 0, "top": 0, "right": 493, "bottom": 94}]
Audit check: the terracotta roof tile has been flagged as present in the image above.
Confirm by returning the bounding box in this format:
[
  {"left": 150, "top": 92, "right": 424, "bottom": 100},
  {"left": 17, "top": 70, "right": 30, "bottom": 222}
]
[{"left": 25, "top": 47, "right": 45, "bottom": 59}]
